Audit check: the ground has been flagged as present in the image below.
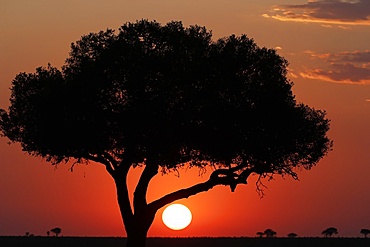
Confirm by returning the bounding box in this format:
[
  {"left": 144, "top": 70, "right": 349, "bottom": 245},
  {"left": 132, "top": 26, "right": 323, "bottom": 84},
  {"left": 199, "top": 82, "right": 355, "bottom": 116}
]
[{"left": 0, "top": 236, "right": 369, "bottom": 247}]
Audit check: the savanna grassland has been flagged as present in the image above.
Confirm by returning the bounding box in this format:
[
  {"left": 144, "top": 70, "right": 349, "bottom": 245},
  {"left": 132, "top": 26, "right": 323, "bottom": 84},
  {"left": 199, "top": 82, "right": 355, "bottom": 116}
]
[{"left": 1, "top": 236, "right": 369, "bottom": 247}]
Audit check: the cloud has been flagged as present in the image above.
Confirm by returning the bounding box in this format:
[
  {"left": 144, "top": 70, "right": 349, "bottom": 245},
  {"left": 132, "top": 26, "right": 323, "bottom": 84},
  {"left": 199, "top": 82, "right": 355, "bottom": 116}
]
[
  {"left": 299, "top": 50, "right": 370, "bottom": 84},
  {"left": 263, "top": 0, "right": 370, "bottom": 26}
]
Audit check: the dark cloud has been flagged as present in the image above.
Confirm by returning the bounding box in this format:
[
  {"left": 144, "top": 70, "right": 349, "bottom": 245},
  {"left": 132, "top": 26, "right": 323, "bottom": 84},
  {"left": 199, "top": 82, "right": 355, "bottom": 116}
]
[
  {"left": 304, "top": 63, "right": 370, "bottom": 82},
  {"left": 264, "top": 0, "right": 370, "bottom": 25},
  {"left": 300, "top": 50, "right": 370, "bottom": 84},
  {"left": 326, "top": 50, "right": 370, "bottom": 63}
]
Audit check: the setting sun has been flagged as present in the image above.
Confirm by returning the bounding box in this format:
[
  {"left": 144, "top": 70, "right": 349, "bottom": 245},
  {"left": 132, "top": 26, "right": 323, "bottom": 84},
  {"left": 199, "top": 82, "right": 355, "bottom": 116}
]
[{"left": 162, "top": 204, "right": 192, "bottom": 230}]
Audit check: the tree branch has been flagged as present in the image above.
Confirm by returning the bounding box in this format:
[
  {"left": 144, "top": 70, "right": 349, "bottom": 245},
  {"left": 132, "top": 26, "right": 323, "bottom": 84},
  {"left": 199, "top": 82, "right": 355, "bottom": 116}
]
[
  {"left": 86, "top": 153, "right": 116, "bottom": 177},
  {"left": 148, "top": 179, "right": 214, "bottom": 213},
  {"left": 148, "top": 167, "right": 255, "bottom": 212},
  {"left": 102, "top": 151, "right": 119, "bottom": 170},
  {"left": 113, "top": 158, "right": 134, "bottom": 226},
  {"left": 85, "top": 152, "right": 136, "bottom": 227},
  {"left": 133, "top": 163, "right": 158, "bottom": 213}
]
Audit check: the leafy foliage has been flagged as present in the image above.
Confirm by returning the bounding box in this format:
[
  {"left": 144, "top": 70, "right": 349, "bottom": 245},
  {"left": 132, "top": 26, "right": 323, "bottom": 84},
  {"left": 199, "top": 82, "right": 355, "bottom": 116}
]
[{"left": 0, "top": 19, "right": 332, "bottom": 180}]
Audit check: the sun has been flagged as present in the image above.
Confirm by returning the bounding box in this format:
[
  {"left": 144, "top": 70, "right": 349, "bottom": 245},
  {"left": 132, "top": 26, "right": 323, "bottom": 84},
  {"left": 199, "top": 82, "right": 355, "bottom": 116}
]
[{"left": 162, "top": 204, "right": 192, "bottom": 230}]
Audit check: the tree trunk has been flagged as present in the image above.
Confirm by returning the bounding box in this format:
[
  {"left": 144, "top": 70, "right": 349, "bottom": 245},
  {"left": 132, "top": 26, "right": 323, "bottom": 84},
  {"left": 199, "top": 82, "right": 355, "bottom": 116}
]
[
  {"left": 114, "top": 171, "right": 155, "bottom": 247},
  {"left": 125, "top": 225, "right": 149, "bottom": 247},
  {"left": 111, "top": 162, "right": 255, "bottom": 247},
  {"left": 123, "top": 210, "right": 155, "bottom": 247}
]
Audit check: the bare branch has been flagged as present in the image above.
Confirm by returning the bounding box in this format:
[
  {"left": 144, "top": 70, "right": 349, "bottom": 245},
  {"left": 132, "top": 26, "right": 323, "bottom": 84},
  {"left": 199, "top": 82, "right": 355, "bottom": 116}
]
[
  {"left": 102, "top": 151, "right": 120, "bottom": 170},
  {"left": 255, "top": 174, "right": 269, "bottom": 198},
  {"left": 148, "top": 166, "right": 254, "bottom": 212},
  {"left": 86, "top": 154, "right": 116, "bottom": 177},
  {"left": 114, "top": 171, "right": 134, "bottom": 225},
  {"left": 68, "top": 160, "right": 79, "bottom": 172},
  {"left": 84, "top": 152, "right": 135, "bottom": 225},
  {"left": 148, "top": 179, "right": 214, "bottom": 212},
  {"left": 133, "top": 163, "right": 158, "bottom": 212}
]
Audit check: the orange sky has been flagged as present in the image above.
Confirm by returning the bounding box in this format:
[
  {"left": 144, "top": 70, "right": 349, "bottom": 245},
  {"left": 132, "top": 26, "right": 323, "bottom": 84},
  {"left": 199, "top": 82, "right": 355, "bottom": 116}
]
[{"left": 1, "top": 0, "right": 370, "bottom": 238}]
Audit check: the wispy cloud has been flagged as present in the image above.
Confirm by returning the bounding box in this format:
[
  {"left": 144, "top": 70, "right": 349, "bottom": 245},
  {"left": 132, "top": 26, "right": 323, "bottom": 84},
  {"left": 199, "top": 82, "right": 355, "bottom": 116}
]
[
  {"left": 299, "top": 50, "right": 370, "bottom": 84},
  {"left": 263, "top": 0, "right": 370, "bottom": 26}
]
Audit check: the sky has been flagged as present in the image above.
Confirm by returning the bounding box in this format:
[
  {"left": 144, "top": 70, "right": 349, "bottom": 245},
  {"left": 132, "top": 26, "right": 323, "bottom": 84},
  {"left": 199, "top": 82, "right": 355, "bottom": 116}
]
[{"left": 1, "top": 0, "right": 370, "bottom": 238}]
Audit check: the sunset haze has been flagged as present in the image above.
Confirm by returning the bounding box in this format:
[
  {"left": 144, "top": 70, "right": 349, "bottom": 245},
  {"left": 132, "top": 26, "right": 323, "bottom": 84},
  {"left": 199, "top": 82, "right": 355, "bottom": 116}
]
[{"left": 1, "top": 0, "right": 369, "bottom": 239}]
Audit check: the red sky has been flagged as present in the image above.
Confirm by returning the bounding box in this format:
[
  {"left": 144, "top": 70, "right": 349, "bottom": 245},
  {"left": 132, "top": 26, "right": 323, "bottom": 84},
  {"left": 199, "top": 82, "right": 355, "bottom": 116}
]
[{"left": 1, "top": 0, "right": 370, "bottom": 238}]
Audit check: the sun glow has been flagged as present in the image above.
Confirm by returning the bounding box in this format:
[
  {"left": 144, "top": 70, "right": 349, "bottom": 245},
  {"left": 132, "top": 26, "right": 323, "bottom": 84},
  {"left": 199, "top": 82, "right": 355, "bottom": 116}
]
[{"left": 162, "top": 204, "right": 192, "bottom": 230}]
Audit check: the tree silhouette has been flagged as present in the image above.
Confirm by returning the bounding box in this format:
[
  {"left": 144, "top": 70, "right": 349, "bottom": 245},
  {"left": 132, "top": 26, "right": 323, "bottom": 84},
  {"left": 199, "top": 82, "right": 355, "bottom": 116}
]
[
  {"left": 264, "top": 229, "right": 277, "bottom": 238},
  {"left": 288, "top": 232, "right": 298, "bottom": 238},
  {"left": 256, "top": 231, "right": 264, "bottom": 238},
  {"left": 47, "top": 231, "right": 50, "bottom": 237},
  {"left": 360, "top": 229, "right": 370, "bottom": 238},
  {"left": 322, "top": 227, "right": 338, "bottom": 237},
  {"left": 50, "top": 227, "right": 61, "bottom": 237},
  {"left": 0, "top": 20, "right": 332, "bottom": 247}
]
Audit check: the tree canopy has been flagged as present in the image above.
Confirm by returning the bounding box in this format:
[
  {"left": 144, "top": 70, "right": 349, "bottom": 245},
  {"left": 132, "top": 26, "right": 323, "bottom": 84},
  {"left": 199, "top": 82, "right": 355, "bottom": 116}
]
[
  {"left": 264, "top": 229, "right": 277, "bottom": 238},
  {"left": 50, "top": 227, "right": 61, "bottom": 237},
  {"left": 322, "top": 227, "right": 338, "bottom": 237},
  {"left": 0, "top": 20, "right": 332, "bottom": 183}
]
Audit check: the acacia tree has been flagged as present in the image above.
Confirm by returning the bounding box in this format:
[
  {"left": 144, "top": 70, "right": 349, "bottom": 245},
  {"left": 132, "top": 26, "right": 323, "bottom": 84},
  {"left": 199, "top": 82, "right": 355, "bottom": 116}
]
[
  {"left": 0, "top": 20, "right": 332, "bottom": 247},
  {"left": 322, "top": 227, "right": 338, "bottom": 237},
  {"left": 50, "top": 227, "right": 62, "bottom": 237},
  {"left": 264, "top": 229, "right": 277, "bottom": 238},
  {"left": 288, "top": 232, "right": 298, "bottom": 238},
  {"left": 360, "top": 228, "right": 370, "bottom": 238}
]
